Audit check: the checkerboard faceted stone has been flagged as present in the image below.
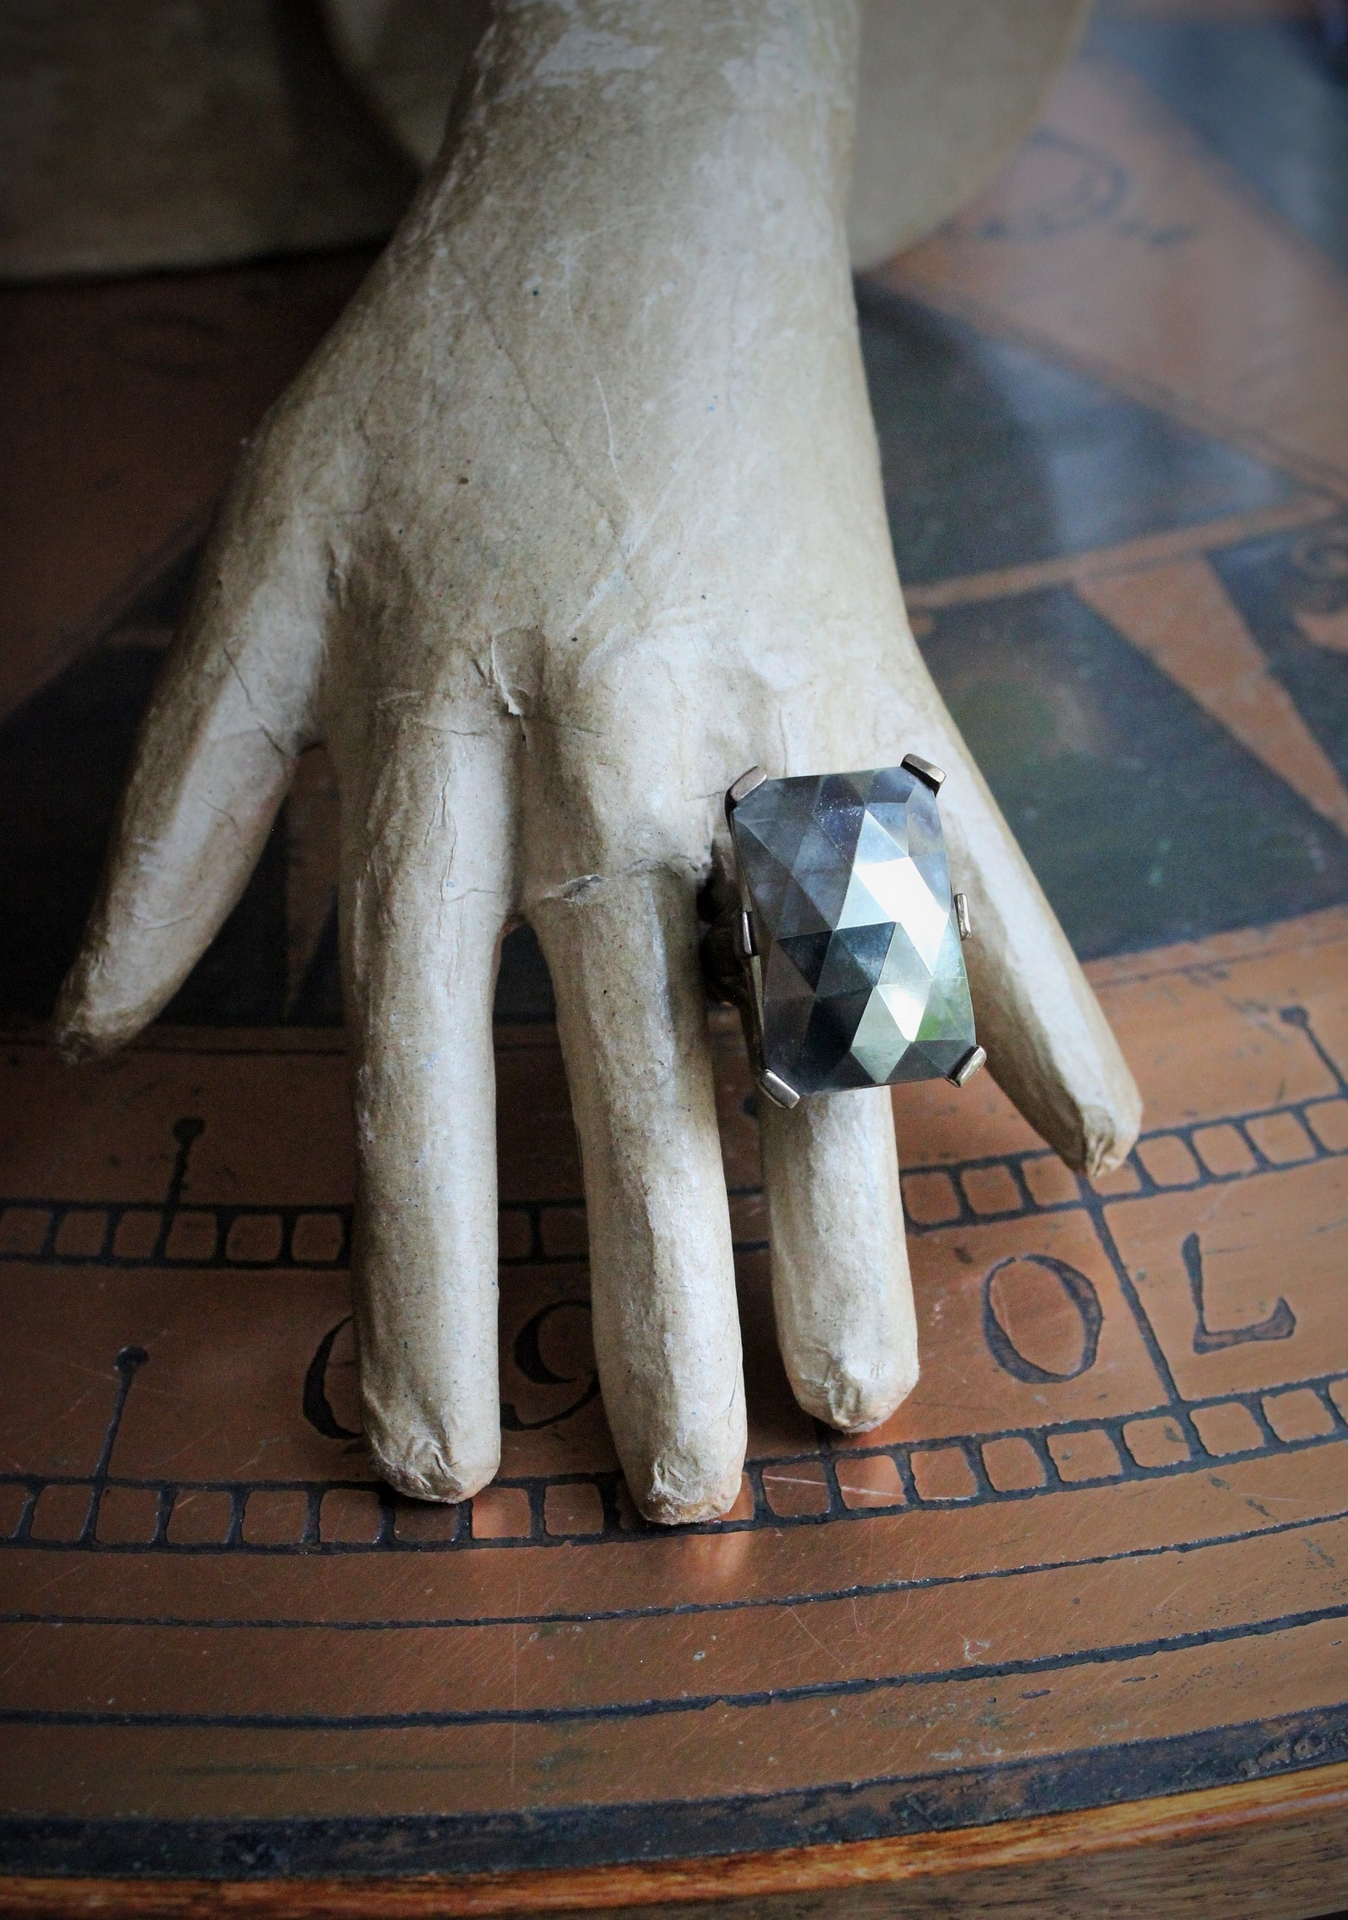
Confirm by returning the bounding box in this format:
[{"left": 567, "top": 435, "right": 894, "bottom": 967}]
[{"left": 731, "top": 766, "right": 975, "bottom": 1094}]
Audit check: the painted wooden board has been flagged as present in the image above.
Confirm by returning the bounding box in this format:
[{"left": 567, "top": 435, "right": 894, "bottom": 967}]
[
  {"left": 1, "top": 912, "right": 1347, "bottom": 1880},
  {"left": 2, "top": 2, "right": 1347, "bottom": 1909}
]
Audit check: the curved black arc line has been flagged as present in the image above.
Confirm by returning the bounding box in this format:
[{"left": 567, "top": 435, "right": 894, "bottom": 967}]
[
  {"left": 4, "top": 1395, "right": 1336, "bottom": 1493},
  {"left": 6, "top": 1405, "right": 1347, "bottom": 1569},
  {"left": 975, "top": 127, "right": 1130, "bottom": 241},
  {"left": 7, "top": 1599, "right": 1348, "bottom": 1733},
  {"left": 4, "top": 1091, "right": 1346, "bottom": 1268},
  {"left": 2, "top": 1701, "right": 1347, "bottom": 1878},
  {"left": 5, "top": 1486, "right": 1348, "bottom": 1635},
  {"left": 302, "top": 1304, "right": 603, "bottom": 1439},
  {"left": 982, "top": 1255, "right": 1104, "bottom": 1383},
  {"left": 500, "top": 1299, "right": 601, "bottom": 1431},
  {"left": 302, "top": 1318, "right": 361, "bottom": 1441}
]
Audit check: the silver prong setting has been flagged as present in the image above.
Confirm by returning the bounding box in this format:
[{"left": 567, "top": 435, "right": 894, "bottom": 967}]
[
  {"left": 901, "top": 752, "right": 946, "bottom": 792},
  {"left": 955, "top": 892, "right": 971, "bottom": 941},
  {"left": 949, "top": 1044, "right": 986, "bottom": 1088},
  {"left": 723, "top": 758, "right": 977, "bottom": 1098},
  {"left": 759, "top": 1070, "right": 800, "bottom": 1110},
  {"left": 726, "top": 766, "right": 769, "bottom": 819}
]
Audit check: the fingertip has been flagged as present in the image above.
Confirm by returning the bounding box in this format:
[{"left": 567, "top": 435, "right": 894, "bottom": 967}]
[
  {"left": 51, "top": 999, "right": 93, "bottom": 1065},
  {"left": 636, "top": 1443, "right": 746, "bottom": 1526},
  {"left": 1019, "top": 1049, "right": 1142, "bottom": 1178},
  {"left": 51, "top": 1021, "right": 98, "bottom": 1067},
  {"left": 51, "top": 957, "right": 139, "bottom": 1063},
  {"left": 531, "top": 869, "right": 747, "bottom": 1533},
  {"left": 1077, "top": 1085, "right": 1143, "bottom": 1180},
  {"left": 789, "top": 1349, "right": 919, "bottom": 1434},
  {"left": 367, "top": 1422, "right": 500, "bottom": 1507}
]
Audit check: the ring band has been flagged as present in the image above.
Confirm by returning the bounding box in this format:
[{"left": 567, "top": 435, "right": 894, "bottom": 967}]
[{"left": 709, "top": 758, "right": 985, "bottom": 1110}]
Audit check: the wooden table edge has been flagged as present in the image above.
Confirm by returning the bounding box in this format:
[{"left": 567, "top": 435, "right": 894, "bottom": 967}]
[{"left": 4, "top": 1761, "right": 1348, "bottom": 1918}]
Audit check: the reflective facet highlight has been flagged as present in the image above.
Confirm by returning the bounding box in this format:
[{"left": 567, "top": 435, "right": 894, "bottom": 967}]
[{"left": 732, "top": 766, "right": 976, "bottom": 1095}]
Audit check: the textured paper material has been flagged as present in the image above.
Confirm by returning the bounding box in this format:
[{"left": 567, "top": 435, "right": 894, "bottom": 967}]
[
  {"left": 56, "top": 2, "right": 1138, "bottom": 1522},
  {"left": 2, "top": 0, "right": 1087, "bottom": 280},
  {"left": 0, "top": 0, "right": 416, "bottom": 281}
]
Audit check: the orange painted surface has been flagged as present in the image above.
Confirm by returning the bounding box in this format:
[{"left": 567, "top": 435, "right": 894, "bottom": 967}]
[
  {"left": 2, "top": 914, "right": 1347, "bottom": 1840},
  {"left": 1077, "top": 557, "right": 1348, "bottom": 832},
  {"left": 4, "top": 5, "right": 1348, "bottom": 1887},
  {"left": 888, "top": 55, "right": 1348, "bottom": 493},
  {"left": 0, "top": 254, "right": 373, "bottom": 727}
]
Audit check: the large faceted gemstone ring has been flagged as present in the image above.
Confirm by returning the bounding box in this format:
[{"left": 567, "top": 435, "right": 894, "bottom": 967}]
[{"left": 719, "top": 759, "right": 986, "bottom": 1110}]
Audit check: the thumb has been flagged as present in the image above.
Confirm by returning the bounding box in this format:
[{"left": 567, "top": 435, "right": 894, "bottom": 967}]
[{"left": 55, "top": 438, "right": 326, "bottom": 1054}]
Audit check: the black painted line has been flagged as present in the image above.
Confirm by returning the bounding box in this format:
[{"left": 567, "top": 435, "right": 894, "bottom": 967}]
[
  {"left": 9, "top": 1481, "right": 39, "bottom": 1547},
  {"left": 4, "top": 1395, "right": 1346, "bottom": 1557},
  {"left": 1282, "top": 1003, "right": 1348, "bottom": 1096},
  {"left": 5, "top": 1599, "right": 1347, "bottom": 1733},
  {"left": 1246, "top": 1393, "right": 1284, "bottom": 1449},
  {"left": 80, "top": 1346, "right": 150, "bottom": 1548},
  {"left": 4, "top": 1695, "right": 1346, "bottom": 1877},
  {"left": 1077, "top": 1168, "right": 1191, "bottom": 1425},
  {"left": 91, "top": 1346, "right": 148, "bottom": 1483},
  {"left": 0, "top": 1372, "right": 1337, "bottom": 1486},
  {"left": 5, "top": 1095, "right": 1347, "bottom": 1265},
  {"left": 151, "top": 1485, "right": 173, "bottom": 1548},
  {"left": 152, "top": 1118, "right": 205, "bottom": 1260},
  {"left": 3, "top": 1084, "right": 1347, "bottom": 1271},
  {"left": 9, "top": 1484, "right": 1345, "bottom": 1637}
]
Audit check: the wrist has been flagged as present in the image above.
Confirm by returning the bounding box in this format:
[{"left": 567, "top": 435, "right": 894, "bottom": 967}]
[{"left": 411, "top": 1, "right": 859, "bottom": 287}]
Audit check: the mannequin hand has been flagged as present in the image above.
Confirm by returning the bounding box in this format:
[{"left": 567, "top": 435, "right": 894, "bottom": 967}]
[{"left": 55, "top": 1, "right": 1139, "bottom": 1522}]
